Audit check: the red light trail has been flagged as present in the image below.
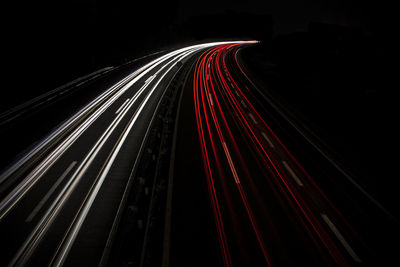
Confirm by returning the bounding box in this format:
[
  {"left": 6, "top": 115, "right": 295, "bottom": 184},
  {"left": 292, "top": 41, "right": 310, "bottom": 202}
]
[{"left": 193, "top": 43, "right": 364, "bottom": 266}]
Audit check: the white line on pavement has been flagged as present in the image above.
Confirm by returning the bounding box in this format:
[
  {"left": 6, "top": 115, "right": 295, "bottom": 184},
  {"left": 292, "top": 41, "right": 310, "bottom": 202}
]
[
  {"left": 248, "top": 113, "right": 257, "bottom": 124},
  {"left": 321, "top": 213, "right": 361, "bottom": 263},
  {"left": 261, "top": 132, "right": 274, "bottom": 148},
  {"left": 282, "top": 160, "right": 303, "bottom": 186}
]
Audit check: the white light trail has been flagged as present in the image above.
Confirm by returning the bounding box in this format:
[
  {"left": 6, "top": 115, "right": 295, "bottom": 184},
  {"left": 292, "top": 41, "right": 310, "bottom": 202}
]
[
  {"left": 8, "top": 41, "right": 258, "bottom": 267},
  {"left": 0, "top": 42, "right": 254, "bottom": 220}
]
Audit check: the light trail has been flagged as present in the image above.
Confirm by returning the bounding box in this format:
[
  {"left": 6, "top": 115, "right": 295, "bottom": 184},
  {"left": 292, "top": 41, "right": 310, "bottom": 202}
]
[
  {"left": 0, "top": 39, "right": 372, "bottom": 266},
  {"left": 194, "top": 43, "right": 272, "bottom": 266},
  {"left": 3, "top": 41, "right": 252, "bottom": 267},
  {"left": 25, "top": 161, "right": 77, "bottom": 223},
  {"left": 193, "top": 42, "right": 365, "bottom": 266},
  {"left": 194, "top": 46, "right": 233, "bottom": 267},
  {"left": 219, "top": 44, "right": 349, "bottom": 265},
  {"left": 50, "top": 48, "right": 200, "bottom": 267},
  {"left": 0, "top": 42, "right": 250, "bottom": 221}
]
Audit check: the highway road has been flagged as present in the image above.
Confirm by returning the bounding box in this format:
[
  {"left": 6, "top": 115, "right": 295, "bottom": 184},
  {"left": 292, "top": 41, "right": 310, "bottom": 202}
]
[
  {"left": 1, "top": 41, "right": 398, "bottom": 267},
  {"left": 0, "top": 41, "right": 251, "bottom": 266},
  {"left": 171, "top": 43, "right": 399, "bottom": 266}
]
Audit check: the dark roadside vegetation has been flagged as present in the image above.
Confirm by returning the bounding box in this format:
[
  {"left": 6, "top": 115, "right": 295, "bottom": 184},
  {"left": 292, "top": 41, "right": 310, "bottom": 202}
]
[{"left": 241, "top": 21, "right": 398, "bottom": 219}]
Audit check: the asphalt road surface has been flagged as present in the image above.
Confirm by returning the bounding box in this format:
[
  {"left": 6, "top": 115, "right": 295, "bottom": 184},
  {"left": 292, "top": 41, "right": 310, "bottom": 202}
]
[
  {"left": 1, "top": 41, "right": 398, "bottom": 267},
  {"left": 0, "top": 42, "right": 247, "bottom": 266},
  {"left": 172, "top": 43, "right": 399, "bottom": 266}
]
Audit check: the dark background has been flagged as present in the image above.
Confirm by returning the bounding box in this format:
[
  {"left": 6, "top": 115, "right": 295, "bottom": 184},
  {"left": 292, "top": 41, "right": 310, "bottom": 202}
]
[
  {"left": 1, "top": 0, "right": 397, "bottom": 209},
  {"left": 1, "top": 0, "right": 394, "bottom": 111},
  {"left": 0, "top": 1, "right": 399, "bottom": 264}
]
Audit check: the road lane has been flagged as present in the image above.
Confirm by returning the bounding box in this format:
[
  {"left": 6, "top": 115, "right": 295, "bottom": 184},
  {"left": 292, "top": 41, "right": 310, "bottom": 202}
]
[
  {"left": 0, "top": 42, "right": 246, "bottom": 266},
  {"left": 192, "top": 43, "right": 372, "bottom": 266},
  {"left": 2, "top": 40, "right": 392, "bottom": 266},
  {"left": 25, "top": 161, "right": 77, "bottom": 223}
]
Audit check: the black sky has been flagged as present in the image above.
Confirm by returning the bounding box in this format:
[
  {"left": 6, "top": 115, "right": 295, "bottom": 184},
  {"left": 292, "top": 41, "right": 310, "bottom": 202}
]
[
  {"left": 1, "top": 0, "right": 392, "bottom": 110},
  {"left": 177, "top": 0, "right": 368, "bottom": 32}
]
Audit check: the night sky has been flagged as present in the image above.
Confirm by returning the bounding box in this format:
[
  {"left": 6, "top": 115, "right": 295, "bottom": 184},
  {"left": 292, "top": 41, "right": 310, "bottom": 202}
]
[{"left": 1, "top": 0, "right": 392, "bottom": 110}]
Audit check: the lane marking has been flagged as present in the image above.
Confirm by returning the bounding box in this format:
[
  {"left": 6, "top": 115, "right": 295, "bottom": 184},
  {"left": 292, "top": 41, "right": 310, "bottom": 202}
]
[
  {"left": 261, "top": 132, "right": 274, "bottom": 148},
  {"left": 1, "top": 42, "right": 252, "bottom": 187},
  {"left": 222, "top": 142, "right": 240, "bottom": 184},
  {"left": 0, "top": 42, "right": 232, "bottom": 186},
  {"left": 10, "top": 49, "right": 195, "bottom": 267},
  {"left": 0, "top": 47, "right": 197, "bottom": 220},
  {"left": 240, "top": 100, "right": 247, "bottom": 108},
  {"left": 209, "top": 93, "right": 214, "bottom": 106},
  {"left": 248, "top": 113, "right": 257, "bottom": 124},
  {"left": 115, "top": 98, "right": 130, "bottom": 114},
  {"left": 26, "top": 161, "right": 77, "bottom": 222},
  {"left": 50, "top": 50, "right": 198, "bottom": 267},
  {"left": 282, "top": 160, "right": 303, "bottom": 186},
  {"left": 321, "top": 213, "right": 362, "bottom": 263},
  {"left": 234, "top": 48, "right": 396, "bottom": 221},
  {"left": 7, "top": 41, "right": 256, "bottom": 266}
]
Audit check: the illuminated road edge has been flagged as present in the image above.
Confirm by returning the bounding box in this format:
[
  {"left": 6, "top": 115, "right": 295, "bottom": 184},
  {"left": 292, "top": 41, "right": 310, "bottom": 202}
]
[
  {"left": 0, "top": 41, "right": 252, "bottom": 266},
  {"left": 193, "top": 43, "right": 362, "bottom": 266}
]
